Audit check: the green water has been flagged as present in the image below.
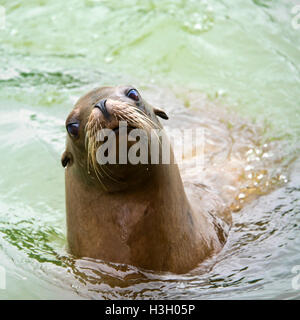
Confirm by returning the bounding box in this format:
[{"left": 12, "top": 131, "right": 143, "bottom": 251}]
[{"left": 0, "top": 0, "right": 299, "bottom": 299}]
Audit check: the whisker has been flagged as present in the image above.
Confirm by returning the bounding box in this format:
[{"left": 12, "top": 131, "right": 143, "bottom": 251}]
[{"left": 84, "top": 100, "right": 163, "bottom": 187}]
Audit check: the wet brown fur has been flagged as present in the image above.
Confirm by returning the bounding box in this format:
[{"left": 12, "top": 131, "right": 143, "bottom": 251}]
[{"left": 62, "top": 85, "right": 231, "bottom": 274}]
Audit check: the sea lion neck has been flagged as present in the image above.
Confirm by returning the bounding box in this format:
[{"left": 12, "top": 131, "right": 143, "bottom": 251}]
[{"left": 65, "top": 160, "right": 202, "bottom": 273}]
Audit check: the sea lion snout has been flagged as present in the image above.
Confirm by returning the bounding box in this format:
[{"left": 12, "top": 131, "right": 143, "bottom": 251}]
[
  {"left": 94, "top": 99, "right": 110, "bottom": 121},
  {"left": 90, "top": 98, "right": 138, "bottom": 132},
  {"left": 89, "top": 97, "right": 156, "bottom": 133}
]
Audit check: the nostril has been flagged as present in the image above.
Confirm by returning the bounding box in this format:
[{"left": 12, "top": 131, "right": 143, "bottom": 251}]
[
  {"left": 94, "top": 99, "right": 110, "bottom": 120},
  {"left": 100, "top": 99, "right": 107, "bottom": 109}
]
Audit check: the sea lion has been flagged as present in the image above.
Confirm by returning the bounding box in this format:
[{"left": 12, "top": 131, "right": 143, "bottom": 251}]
[{"left": 61, "top": 85, "right": 231, "bottom": 274}]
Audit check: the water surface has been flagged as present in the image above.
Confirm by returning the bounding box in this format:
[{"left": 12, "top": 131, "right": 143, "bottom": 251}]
[{"left": 0, "top": 0, "right": 299, "bottom": 299}]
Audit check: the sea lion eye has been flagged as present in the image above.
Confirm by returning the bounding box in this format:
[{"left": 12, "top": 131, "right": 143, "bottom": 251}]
[
  {"left": 127, "top": 89, "right": 139, "bottom": 101},
  {"left": 67, "top": 122, "right": 79, "bottom": 137}
]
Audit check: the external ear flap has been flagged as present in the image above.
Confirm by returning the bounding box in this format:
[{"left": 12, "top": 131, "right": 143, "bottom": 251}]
[
  {"left": 61, "top": 151, "right": 73, "bottom": 168},
  {"left": 154, "top": 108, "right": 169, "bottom": 120}
]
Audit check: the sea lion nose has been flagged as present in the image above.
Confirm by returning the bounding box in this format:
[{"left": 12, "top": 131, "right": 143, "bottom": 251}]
[{"left": 94, "top": 99, "right": 110, "bottom": 120}]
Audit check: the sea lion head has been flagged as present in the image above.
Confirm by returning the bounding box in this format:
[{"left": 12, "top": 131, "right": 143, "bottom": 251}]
[{"left": 61, "top": 85, "right": 169, "bottom": 192}]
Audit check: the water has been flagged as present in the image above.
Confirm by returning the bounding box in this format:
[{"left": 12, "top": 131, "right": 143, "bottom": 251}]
[{"left": 0, "top": 0, "right": 299, "bottom": 299}]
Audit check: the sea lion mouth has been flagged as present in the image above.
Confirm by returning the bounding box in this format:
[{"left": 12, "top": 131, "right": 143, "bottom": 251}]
[
  {"left": 112, "top": 125, "right": 137, "bottom": 134},
  {"left": 84, "top": 99, "right": 158, "bottom": 186}
]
